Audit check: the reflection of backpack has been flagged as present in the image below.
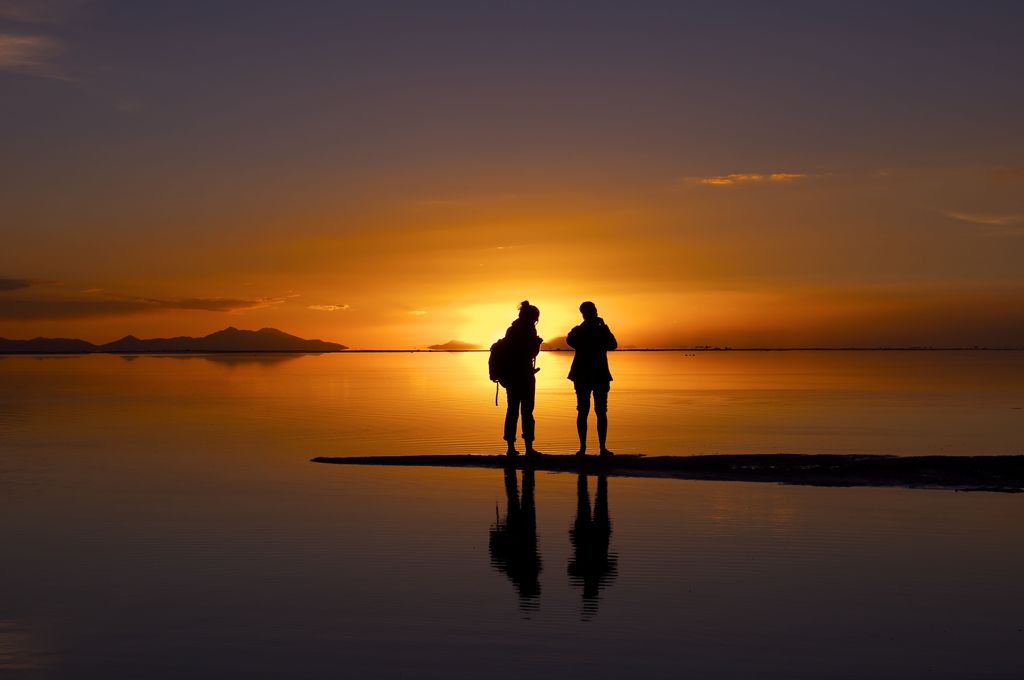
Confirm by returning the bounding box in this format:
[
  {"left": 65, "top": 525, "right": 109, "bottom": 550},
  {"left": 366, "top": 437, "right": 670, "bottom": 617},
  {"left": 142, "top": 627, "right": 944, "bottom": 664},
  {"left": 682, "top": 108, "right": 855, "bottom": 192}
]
[{"left": 489, "top": 337, "right": 510, "bottom": 385}]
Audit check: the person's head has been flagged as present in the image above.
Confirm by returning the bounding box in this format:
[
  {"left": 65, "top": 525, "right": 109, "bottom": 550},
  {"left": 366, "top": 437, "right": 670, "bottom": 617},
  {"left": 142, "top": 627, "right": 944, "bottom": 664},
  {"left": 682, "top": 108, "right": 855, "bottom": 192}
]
[
  {"left": 579, "top": 301, "right": 598, "bottom": 321},
  {"left": 518, "top": 300, "right": 540, "bottom": 324}
]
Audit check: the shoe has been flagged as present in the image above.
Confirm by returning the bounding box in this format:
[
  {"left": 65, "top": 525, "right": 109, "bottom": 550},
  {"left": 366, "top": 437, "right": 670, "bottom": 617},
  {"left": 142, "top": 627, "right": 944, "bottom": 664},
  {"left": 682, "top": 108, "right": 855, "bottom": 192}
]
[
  {"left": 525, "top": 448, "right": 542, "bottom": 459},
  {"left": 599, "top": 449, "right": 615, "bottom": 458},
  {"left": 575, "top": 450, "right": 586, "bottom": 457},
  {"left": 506, "top": 446, "right": 520, "bottom": 457}
]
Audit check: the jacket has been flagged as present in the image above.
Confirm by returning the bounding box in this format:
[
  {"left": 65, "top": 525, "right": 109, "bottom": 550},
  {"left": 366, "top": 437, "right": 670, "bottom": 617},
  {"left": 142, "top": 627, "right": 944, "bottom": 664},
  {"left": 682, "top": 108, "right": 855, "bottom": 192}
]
[
  {"left": 567, "top": 320, "right": 617, "bottom": 384},
  {"left": 503, "top": 318, "right": 542, "bottom": 383}
]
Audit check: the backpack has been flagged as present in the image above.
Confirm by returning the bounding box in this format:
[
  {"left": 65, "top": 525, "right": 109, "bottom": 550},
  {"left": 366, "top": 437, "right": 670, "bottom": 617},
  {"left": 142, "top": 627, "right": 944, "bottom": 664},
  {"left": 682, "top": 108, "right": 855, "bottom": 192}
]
[{"left": 488, "top": 337, "right": 511, "bottom": 386}]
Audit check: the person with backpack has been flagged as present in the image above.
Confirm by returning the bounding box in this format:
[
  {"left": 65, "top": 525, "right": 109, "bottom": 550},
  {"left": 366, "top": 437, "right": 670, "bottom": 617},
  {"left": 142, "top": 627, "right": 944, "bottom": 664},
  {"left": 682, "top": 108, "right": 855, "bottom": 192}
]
[
  {"left": 490, "top": 301, "right": 543, "bottom": 458},
  {"left": 567, "top": 301, "right": 617, "bottom": 457}
]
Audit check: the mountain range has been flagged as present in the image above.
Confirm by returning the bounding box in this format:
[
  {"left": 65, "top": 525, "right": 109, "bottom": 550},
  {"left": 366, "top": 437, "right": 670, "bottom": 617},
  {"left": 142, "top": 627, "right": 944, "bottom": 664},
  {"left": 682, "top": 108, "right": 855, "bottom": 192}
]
[
  {"left": 427, "top": 340, "right": 482, "bottom": 350},
  {"left": 541, "top": 336, "right": 570, "bottom": 350},
  {"left": 0, "top": 327, "right": 348, "bottom": 353}
]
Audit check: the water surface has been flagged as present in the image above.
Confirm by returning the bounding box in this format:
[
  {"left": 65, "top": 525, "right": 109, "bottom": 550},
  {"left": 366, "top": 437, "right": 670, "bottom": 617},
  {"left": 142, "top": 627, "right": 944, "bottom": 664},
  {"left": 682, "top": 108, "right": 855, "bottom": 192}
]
[
  {"left": 1, "top": 352, "right": 1022, "bottom": 677},
  {"left": 4, "top": 350, "right": 1020, "bottom": 459}
]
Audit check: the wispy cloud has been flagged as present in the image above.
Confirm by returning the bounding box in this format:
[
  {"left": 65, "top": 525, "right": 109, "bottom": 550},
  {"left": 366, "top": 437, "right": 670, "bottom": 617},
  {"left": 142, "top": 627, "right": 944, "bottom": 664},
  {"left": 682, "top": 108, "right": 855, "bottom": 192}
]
[
  {"left": 0, "top": 1, "right": 80, "bottom": 78},
  {"left": 0, "top": 277, "right": 58, "bottom": 291},
  {"left": 0, "top": 33, "right": 64, "bottom": 77},
  {"left": 685, "top": 172, "right": 809, "bottom": 187},
  {"left": 0, "top": 278, "right": 36, "bottom": 291},
  {"left": 308, "top": 304, "right": 350, "bottom": 312},
  {"left": 408, "top": 310, "right": 427, "bottom": 316},
  {"left": 143, "top": 296, "right": 290, "bottom": 312},
  {"left": 0, "top": 0, "right": 82, "bottom": 23},
  {"left": 942, "top": 211, "right": 1024, "bottom": 228},
  {"left": 0, "top": 295, "right": 292, "bottom": 320}
]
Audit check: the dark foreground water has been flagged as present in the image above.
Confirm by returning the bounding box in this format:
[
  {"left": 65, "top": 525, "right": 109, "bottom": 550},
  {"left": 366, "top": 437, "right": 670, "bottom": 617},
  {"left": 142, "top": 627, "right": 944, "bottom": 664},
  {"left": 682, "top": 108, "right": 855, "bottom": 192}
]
[{"left": 1, "top": 352, "right": 1022, "bottom": 678}]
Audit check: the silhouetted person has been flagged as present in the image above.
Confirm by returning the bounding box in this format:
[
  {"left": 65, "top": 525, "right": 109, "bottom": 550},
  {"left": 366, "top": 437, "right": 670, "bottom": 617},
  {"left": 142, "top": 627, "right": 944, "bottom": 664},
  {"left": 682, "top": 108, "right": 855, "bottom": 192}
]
[
  {"left": 568, "top": 473, "right": 617, "bottom": 619},
  {"left": 489, "top": 467, "right": 541, "bottom": 612},
  {"left": 567, "top": 301, "right": 617, "bottom": 457},
  {"left": 501, "top": 300, "right": 543, "bottom": 458}
]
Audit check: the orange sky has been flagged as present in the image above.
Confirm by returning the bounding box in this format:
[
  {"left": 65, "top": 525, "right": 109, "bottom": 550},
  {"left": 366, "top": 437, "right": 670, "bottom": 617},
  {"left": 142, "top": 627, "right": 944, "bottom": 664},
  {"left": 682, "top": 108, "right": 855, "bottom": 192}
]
[
  {"left": 4, "top": 166, "right": 1023, "bottom": 348},
  {"left": 2, "top": 4, "right": 1023, "bottom": 348}
]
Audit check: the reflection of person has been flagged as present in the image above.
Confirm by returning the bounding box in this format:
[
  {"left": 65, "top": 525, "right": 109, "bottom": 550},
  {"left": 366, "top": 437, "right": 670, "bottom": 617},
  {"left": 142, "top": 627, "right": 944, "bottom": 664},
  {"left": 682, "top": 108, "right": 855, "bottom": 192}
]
[
  {"left": 489, "top": 468, "right": 542, "bottom": 611},
  {"left": 502, "top": 301, "right": 543, "bottom": 458},
  {"left": 568, "top": 474, "right": 617, "bottom": 619},
  {"left": 567, "top": 301, "right": 617, "bottom": 457}
]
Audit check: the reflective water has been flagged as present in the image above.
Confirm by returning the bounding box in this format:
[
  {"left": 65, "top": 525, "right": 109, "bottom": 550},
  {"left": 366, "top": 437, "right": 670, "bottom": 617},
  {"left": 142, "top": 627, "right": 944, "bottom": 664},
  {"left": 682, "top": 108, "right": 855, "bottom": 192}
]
[{"left": 1, "top": 352, "right": 1022, "bottom": 678}]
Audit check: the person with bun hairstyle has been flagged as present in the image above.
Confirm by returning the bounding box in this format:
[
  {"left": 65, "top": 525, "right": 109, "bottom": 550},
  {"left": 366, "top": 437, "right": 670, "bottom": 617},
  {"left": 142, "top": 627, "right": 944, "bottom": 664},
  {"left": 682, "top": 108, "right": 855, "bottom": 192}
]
[{"left": 500, "top": 300, "right": 543, "bottom": 458}]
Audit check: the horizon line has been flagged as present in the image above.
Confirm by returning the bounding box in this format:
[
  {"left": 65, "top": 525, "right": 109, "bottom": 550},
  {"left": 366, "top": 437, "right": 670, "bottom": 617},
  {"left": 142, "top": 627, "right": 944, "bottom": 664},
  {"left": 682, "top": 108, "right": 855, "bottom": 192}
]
[{"left": 2, "top": 346, "right": 1023, "bottom": 356}]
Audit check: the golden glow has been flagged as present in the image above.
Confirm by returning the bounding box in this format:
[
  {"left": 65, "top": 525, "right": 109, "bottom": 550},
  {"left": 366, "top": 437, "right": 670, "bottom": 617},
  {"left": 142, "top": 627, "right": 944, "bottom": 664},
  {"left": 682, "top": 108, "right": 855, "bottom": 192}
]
[
  {"left": 2, "top": 168, "right": 1023, "bottom": 348},
  {"left": 454, "top": 302, "right": 579, "bottom": 349}
]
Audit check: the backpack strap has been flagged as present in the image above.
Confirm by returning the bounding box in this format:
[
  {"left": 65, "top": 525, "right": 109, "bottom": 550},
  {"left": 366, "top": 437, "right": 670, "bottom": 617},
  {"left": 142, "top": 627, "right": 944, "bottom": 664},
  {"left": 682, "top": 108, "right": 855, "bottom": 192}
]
[{"left": 495, "top": 381, "right": 499, "bottom": 406}]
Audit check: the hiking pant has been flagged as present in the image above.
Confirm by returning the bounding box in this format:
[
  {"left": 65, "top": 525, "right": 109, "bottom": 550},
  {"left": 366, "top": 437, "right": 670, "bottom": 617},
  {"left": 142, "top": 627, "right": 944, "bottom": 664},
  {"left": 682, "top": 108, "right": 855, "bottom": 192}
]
[{"left": 504, "top": 378, "right": 536, "bottom": 444}]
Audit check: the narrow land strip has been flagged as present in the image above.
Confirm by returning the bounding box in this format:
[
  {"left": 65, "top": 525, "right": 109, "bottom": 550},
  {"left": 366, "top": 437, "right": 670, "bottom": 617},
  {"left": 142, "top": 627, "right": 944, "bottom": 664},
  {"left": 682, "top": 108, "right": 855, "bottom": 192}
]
[{"left": 311, "top": 453, "right": 1024, "bottom": 493}]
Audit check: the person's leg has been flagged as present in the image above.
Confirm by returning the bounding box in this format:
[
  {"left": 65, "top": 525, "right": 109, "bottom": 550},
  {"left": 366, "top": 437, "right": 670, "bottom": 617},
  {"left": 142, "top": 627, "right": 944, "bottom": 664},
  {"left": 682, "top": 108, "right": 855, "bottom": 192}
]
[
  {"left": 504, "top": 467, "right": 520, "bottom": 519},
  {"left": 575, "top": 384, "right": 590, "bottom": 455},
  {"left": 522, "top": 378, "right": 539, "bottom": 455},
  {"left": 594, "top": 475, "right": 610, "bottom": 528},
  {"left": 521, "top": 468, "right": 536, "bottom": 531},
  {"left": 594, "top": 386, "right": 611, "bottom": 455},
  {"left": 504, "top": 385, "right": 521, "bottom": 454}
]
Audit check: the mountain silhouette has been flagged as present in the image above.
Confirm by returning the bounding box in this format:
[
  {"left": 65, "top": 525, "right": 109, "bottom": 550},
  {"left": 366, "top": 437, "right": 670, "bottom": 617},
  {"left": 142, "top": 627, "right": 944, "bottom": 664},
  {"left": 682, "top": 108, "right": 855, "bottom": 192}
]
[
  {"left": 427, "top": 340, "right": 482, "bottom": 350},
  {"left": 0, "top": 337, "right": 97, "bottom": 353},
  {"left": 0, "top": 327, "right": 347, "bottom": 353},
  {"left": 541, "top": 336, "right": 631, "bottom": 350},
  {"left": 540, "top": 336, "right": 570, "bottom": 350}
]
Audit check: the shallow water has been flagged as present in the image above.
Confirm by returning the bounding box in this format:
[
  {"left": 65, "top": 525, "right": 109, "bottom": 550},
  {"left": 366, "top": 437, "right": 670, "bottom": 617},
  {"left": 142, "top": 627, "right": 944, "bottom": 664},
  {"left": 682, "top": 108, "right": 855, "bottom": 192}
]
[
  {"left": 1, "top": 352, "right": 1022, "bottom": 677},
  {"left": 3, "top": 350, "right": 1020, "bottom": 460}
]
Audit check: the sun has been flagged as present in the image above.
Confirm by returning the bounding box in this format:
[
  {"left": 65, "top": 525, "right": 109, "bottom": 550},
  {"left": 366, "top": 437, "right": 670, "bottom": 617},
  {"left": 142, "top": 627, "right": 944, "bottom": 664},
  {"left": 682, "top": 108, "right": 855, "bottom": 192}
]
[{"left": 455, "top": 301, "right": 577, "bottom": 348}]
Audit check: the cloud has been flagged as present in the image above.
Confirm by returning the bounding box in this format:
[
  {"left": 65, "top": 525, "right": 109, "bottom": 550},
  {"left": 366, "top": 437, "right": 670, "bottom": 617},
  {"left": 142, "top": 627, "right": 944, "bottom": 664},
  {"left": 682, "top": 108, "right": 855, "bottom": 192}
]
[
  {"left": 0, "top": 33, "right": 63, "bottom": 75},
  {"left": 942, "top": 211, "right": 1024, "bottom": 228},
  {"left": 308, "top": 304, "right": 350, "bottom": 312},
  {"left": 0, "top": 0, "right": 81, "bottom": 22},
  {"left": 0, "top": 278, "right": 35, "bottom": 291},
  {"left": 143, "top": 296, "right": 289, "bottom": 312},
  {"left": 685, "top": 172, "right": 809, "bottom": 187},
  {"left": 408, "top": 310, "right": 427, "bottom": 316},
  {"left": 0, "top": 295, "right": 290, "bottom": 320},
  {"left": 0, "top": 1, "right": 49, "bottom": 21},
  {"left": 0, "top": 277, "right": 56, "bottom": 291}
]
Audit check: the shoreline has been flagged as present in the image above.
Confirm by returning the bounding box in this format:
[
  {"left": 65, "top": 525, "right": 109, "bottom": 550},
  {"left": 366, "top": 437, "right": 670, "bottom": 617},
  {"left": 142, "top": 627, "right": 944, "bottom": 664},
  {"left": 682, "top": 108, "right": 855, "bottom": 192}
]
[{"left": 311, "top": 453, "right": 1024, "bottom": 493}]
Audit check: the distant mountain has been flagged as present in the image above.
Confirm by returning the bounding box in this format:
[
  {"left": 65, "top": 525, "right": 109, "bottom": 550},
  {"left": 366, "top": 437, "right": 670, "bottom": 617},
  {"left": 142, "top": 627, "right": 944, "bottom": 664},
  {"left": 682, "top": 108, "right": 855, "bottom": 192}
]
[
  {"left": 0, "top": 337, "right": 98, "bottom": 353},
  {"left": 0, "top": 327, "right": 347, "bottom": 353},
  {"left": 427, "top": 340, "right": 482, "bottom": 351},
  {"left": 540, "top": 335, "right": 632, "bottom": 350},
  {"left": 540, "top": 336, "right": 570, "bottom": 350}
]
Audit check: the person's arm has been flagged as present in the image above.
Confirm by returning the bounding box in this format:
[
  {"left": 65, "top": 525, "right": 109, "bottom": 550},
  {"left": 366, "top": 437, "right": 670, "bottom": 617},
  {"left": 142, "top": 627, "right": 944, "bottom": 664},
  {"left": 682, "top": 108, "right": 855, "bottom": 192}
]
[
  {"left": 566, "top": 326, "right": 580, "bottom": 349},
  {"left": 603, "top": 324, "right": 618, "bottom": 351}
]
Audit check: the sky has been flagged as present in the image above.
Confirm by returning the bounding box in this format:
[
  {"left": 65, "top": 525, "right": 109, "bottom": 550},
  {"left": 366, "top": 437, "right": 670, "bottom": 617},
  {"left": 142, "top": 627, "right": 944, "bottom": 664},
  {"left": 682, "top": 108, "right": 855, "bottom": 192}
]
[{"left": 2, "top": 0, "right": 1023, "bottom": 348}]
